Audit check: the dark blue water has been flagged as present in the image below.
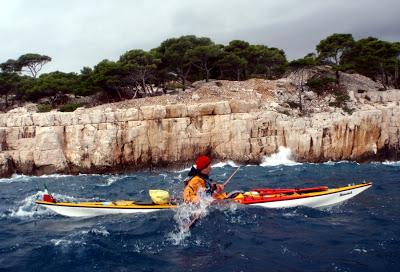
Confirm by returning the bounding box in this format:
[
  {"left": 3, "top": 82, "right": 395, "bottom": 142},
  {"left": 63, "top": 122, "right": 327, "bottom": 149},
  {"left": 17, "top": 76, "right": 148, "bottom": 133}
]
[{"left": 0, "top": 161, "right": 399, "bottom": 272}]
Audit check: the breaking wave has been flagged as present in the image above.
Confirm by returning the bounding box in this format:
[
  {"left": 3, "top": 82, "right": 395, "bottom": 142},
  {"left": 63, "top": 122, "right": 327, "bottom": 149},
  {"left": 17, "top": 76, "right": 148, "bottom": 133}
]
[
  {"left": 7, "top": 191, "right": 83, "bottom": 218},
  {"left": 381, "top": 161, "right": 400, "bottom": 166},
  {"left": 260, "top": 146, "right": 301, "bottom": 166},
  {"left": 212, "top": 160, "right": 240, "bottom": 168}
]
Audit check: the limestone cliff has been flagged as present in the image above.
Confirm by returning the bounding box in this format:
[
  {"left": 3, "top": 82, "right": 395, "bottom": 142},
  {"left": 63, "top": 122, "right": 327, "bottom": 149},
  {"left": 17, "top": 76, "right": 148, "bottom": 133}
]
[{"left": 0, "top": 70, "right": 399, "bottom": 177}]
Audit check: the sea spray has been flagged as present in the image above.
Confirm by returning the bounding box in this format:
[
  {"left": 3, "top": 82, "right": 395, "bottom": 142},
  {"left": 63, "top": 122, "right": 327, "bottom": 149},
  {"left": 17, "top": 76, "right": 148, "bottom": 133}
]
[
  {"left": 260, "top": 146, "right": 301, "bottom": 166},
  {"left": 8, "top": 191, "right": 86, "bottom": 218},
  {"left": 167, "top": 190, "right": 214, "bottom": 245},
  {"left": 212, "top": 160, "right": 240, "bottom": 168}
]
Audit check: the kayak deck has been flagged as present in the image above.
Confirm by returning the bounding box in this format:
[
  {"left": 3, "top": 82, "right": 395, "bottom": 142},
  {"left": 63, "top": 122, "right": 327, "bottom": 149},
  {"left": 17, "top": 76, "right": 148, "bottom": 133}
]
[{"left": 35, "top": 200, "right": 175, "bottom": 209}]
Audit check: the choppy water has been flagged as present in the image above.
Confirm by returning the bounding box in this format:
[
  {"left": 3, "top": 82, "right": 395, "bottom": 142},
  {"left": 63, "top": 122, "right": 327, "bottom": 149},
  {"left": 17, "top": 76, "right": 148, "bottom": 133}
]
[{"left": 0, "top": 154, "right": 399, "bottom": 271}]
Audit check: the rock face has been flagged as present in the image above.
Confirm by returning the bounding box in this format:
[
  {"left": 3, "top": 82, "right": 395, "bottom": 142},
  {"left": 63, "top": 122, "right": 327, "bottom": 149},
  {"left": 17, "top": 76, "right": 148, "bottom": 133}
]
[
  {"left": 0, "top": 100, "right": 399, "bottom": 177},
  {"left": 0, "top": 70, "right": 399, "bottom": 178}
]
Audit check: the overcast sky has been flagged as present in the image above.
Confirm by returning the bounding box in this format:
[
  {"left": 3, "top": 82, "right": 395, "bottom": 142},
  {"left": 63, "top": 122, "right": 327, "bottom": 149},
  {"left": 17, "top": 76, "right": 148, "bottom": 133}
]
[{"left": 1, "top": 0, "right": 399, "bottom": 74}]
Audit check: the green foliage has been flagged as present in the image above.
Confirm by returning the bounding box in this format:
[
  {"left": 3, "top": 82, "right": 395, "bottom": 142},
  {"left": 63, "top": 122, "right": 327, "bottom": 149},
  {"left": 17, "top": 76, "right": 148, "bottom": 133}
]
[
  {"left": 91, "top": 60, "right": 128, "bottom": 100},
  {"left": 0, "top": 72, "right": 21, "bottom": 108},
  {"left": 17, "top": 53, "right": 51, "bottom": 78},
  {"left": 0, "top": 59, "right": 21, "bottom": 73},
  {"left": 217, "top": 52, "right": 247, "bottom": 80},
  {"left": 155, "top": 35, "right": 214, "bottom": 89},
  {"left": 247, "top": 45, "right": 287, "bottom": 78},
  {"left": 37, "top": 103, "right": 52, "bottom": 112},
  {"left": 22, "top": 71, "right": 80, "bottom": 101},
  {"left": 289, "top": 53, "right": 316, "bottom": 70},
  {"left": 119, "top": 49, "right": 161, "bottom": 95},
  {"left": 306, "top": 77, "right": 336, "bottom": 95},
  {"left": 343, "top": 37, "right": 400, "bottom": 85},
  {"left": 316, "top": 33, "right": 355, "bottom": 66},
  {"left": 59, "top": 103, "right": 82, "bottom": 112},
  {"left": 187, "top": 44, "right": 222, "bottom": 81}
]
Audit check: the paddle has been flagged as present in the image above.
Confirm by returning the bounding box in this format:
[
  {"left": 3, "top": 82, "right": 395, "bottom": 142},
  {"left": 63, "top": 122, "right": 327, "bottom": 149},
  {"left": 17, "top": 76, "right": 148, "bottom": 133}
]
[
  {"left": 222, "top": 166, "right": 240, "bottom": 186},
  {"left": 185, "top": 166, "right": 241, "bottom": 230}
]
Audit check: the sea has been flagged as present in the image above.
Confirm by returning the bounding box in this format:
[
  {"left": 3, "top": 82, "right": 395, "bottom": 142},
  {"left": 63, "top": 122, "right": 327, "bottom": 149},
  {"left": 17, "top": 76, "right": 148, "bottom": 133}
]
[{"left": 0, "top": 147, "right": 399, "bottom": 272}]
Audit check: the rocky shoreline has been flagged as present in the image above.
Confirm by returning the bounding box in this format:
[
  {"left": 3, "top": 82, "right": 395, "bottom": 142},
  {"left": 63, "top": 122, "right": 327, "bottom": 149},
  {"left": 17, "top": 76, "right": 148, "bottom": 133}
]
[{"left": 1, "top": 69, "right": 399, "bottom": 178}]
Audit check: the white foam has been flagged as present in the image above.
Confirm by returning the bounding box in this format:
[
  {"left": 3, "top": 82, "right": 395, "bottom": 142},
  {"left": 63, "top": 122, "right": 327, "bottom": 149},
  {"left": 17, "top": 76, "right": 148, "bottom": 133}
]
[
  {"left": 0, "top": 174, "right": 32, "bottom": 184},
  {"left": 51, "top": 226, "right": 109, "bottom": 247},
  {"left": 382, "top": 161, "right": 400, "bottom": 166},
  {"left": 322, "top": 160, "right": 360, "bottom": 165},
  {"left": 8, "top": 191, "right": 82, "bottom": 218},
  {"left": 173, "top": 167, "right": 192, "bottom": 173},
  {"left": 96, "top": 175, "right": 122, "bottom": 187},
  {"left": 173, "top": 160, "right": 239, "bottom": 173},
  {"left": 0, "top": 173, "right": 104, "bottom": 184},
  {"left": 9, "top": 191, "right": 51, "bottom": 218},
  {"left": 212, "top": 160, "right": 240, "bottom": 168},
  {"left": 260, "top": 146, "right": 301, "bottom": 166},
  {"left": 39, "top": 174, "right": 74, "bottom": 178}
]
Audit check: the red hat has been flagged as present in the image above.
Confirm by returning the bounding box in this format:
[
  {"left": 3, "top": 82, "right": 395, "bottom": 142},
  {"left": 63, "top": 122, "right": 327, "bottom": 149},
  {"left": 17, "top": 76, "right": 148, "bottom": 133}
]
[{"left": 195, "top": 155, "right": 211, "bottom": 170}]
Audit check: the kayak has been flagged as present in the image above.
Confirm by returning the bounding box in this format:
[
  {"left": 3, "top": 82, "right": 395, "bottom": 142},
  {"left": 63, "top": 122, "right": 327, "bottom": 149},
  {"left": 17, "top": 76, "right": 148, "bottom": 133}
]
[
  {"left": 35, "top": 200, "right": 176, "bottom": 217},
  {"left": 35, "top": 182, "right": 372, "bottom": 217},
  {"left": 232, "top": 182, "right": 372, "bottom": 208}
]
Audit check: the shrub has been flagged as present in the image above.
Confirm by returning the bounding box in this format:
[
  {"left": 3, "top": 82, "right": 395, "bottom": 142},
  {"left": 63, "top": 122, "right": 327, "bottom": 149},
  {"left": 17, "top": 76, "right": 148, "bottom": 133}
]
[
  {"left": 37, "top": 104, "right": 52, "bottom": 113},
  {"left": 306, "top": 77, "right": 336, "bottom": 95},
  {"left": 59, "top": 103, "right": 82, "bottom": 112}
]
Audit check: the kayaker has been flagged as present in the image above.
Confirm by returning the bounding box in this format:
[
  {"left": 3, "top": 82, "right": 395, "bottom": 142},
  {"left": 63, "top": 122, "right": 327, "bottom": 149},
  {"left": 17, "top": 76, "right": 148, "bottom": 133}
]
[{"left": 183, "top": 155, "right": 224, "bottom": 203}]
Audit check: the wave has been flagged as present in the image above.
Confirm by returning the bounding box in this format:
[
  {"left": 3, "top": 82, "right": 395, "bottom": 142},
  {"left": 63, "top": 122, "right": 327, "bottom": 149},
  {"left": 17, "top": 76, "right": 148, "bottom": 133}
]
[
  {"left": 0, "top": 173, "right": 105, "bottom": 184},
  {"left": 173, "top": 160, "right": 240, "bottom": 173},
  {"left": 321, "top": 160, "right": 361, "bottom": 166},
  {"left": 173, "top": 167, "right": 192, "bottom": 173},
  {"left": 260, "top": 146, "right": 301, "bottom": 166},
  {"left": 51, "top": 226, "right": 109, "bottom": 247},
  {"left": 212, "top": 160, "right": 240, "bottom": 168},
  {"left": 381, "top": 161, "right": 400, "bottom": 166},
  {"left": 0, "top": 174, "right": 33, "bottom": 184},
  {"left": 96, "top": 175, "right": 127, "bottom": 187},
  {"left": 7, "top": 191, "right": 83, "bottom": 218}
]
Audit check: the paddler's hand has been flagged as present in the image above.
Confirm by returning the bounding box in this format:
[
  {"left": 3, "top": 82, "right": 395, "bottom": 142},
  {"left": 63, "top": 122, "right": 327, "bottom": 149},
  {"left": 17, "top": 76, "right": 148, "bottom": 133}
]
[
  {"left": 216, "top": 184, "right": 224, "bottom": 193},
  {"left": 211, "top": 182, "right": 224, "bottom": 193}
]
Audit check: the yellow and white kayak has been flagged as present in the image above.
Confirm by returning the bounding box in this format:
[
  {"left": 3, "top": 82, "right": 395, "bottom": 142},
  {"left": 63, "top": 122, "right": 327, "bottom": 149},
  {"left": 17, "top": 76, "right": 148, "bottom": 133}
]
[
  {"left": 35, "top": 182, "right": 372, "bottom": 217},
  {"left": 35, "top": 200, "right": 176, "bottom": 217}
]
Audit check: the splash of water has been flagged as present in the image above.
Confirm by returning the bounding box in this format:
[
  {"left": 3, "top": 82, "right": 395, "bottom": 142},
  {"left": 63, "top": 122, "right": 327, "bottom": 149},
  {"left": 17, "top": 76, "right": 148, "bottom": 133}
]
[
  {"left": 167, "top": 190, "right": 214, "bottom": 245},
  {"left": 8, "top": 191, "right": 83, "bottom": 218},
  {"left": 260, "top": 146, "right": 301, "bottom": 166}
]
